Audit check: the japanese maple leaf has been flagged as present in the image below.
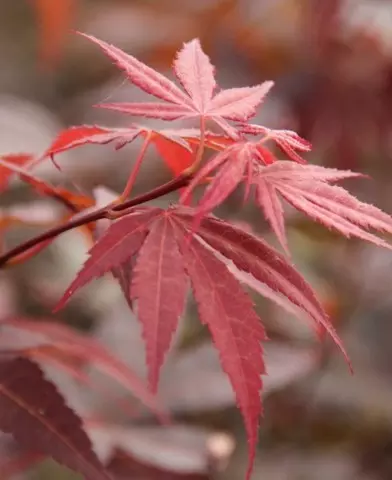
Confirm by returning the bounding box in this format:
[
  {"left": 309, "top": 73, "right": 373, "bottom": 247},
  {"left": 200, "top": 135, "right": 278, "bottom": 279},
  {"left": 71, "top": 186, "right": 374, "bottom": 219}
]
[
  {"left": 1, "top": 318, "right": 167, "bottom": 422},
  {"left": 43, "top": 124, "right": 196, "bottom": 177},
  {"left": 253, "top": 161, "right": 392, "bottom": 252},
  {"left": 179, "top": 140, "right": 278, "bottom": 221},
  {"left": 0, "top": 355, "right": 111, "bottom": 480},
  {"left": 79, "top": 33, "right": 273, "bottom": 138},
  {"left": 44, "top": 124, "right": 236, "bottom": 179},
  {"left": 240, "top": 123, "right": 312, "bottom": 164},
  {"left": 178, "top": 123, "right": 311, "bottom": 221},
  {"left": 44, "top": 125, "right": 143, "bottom": 157},
  {"left": 55, "top": 205, "right": 348, "bottom": 480}
]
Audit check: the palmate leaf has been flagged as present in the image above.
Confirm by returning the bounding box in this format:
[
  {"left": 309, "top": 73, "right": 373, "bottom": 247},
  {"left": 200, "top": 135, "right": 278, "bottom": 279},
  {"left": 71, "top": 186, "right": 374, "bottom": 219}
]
[
  {"left": 240, "top": 123, "right": 312, "bottom": 164},
  {"left": 177, "top": 211, "right": 348, "bottom": 356},
  {"left": 131, "top": 217, "right": 188, "bottom": 392},
  {"left": 173, "top": 38, "right": 217, "bottom": 112},
  {"left": 81, "top": 33, "right": 273, "bottom": 137},
  {"left": 173, "top": 222, "right": 266, "bottom": 480},
  {"left": 254, "top": 162, "right": 392, "bottom": 251},
  {"left": 256, "top": 179, "right": 288, "bottom": 253},
  {"left": 44, "top": 125, "right": 143, "bottom": 157},
  {"left": 54, "top": 208, "right": 161, "bottom": 309},
  {"left": 182, "top": 143, "right": 252, "bottom": 216},
  {"left": 55, "top": 206, "right": 347, "bottom": 480},
  {"left": 44, "top": 124, "right": 194, "bottom": 177},
  {"left": 0, "top": 355, "right": 111, "bottom": 480},
  {"left": 179, "top": 141, "right": 273, "bottom": 216},
  {"left": 111, "top": 261, "right": 133, "bottom": 310},
  {"left": 1, "top": 318, "right": 168, "bottom": 421}
]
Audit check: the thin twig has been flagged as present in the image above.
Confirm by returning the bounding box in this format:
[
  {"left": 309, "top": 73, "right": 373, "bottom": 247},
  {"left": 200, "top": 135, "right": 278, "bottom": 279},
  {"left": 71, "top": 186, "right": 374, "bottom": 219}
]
[{"left": 0, "top": 172, "right": 191, "bottom": 268}]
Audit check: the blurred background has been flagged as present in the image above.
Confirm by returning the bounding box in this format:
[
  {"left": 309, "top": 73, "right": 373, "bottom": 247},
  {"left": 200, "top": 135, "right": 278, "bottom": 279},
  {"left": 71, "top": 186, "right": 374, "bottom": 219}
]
[{"left": 1, "top": 1, "right": 392, "bottom": 479}]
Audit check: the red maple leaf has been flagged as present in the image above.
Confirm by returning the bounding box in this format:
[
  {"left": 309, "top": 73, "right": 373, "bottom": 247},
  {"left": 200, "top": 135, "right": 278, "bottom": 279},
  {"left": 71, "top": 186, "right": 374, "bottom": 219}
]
[
  {"left": 79, "top": 33, "right": 273, "bottom": 138},
  {"left": 179, "top": 141, "right": 272, "bottom": 215},
  {"left": 1, "top": 318, "right": 168, "bottom": 422},
  {"left": 38, "top": 34, "right": 273, "bottom": 189},
  {"left": 55, "top": 206, "right": 348, "bottom": 480},
  {"left": 0, "top": 355, "right": 111, "bottom": 480},
  {"left": 178, "top": 124, "right": 312, "bottom": 222},
  {"left": 5, "top": 33, "right": 392, "bottom": 480},
  {"left": 239, "top": 123, "right": 312, "bottom": 164},
  {"left": 179, "top": 136, "right": 392, "bottom": 255},
  {"left": 253, "top": 161, "right": 392, "bottom": 252},
  {"left": 43, "top": 124, "right": 195, "bottom": 178},
  {"left": 43, "top": 123, "right": 237, "bottom": 185}
]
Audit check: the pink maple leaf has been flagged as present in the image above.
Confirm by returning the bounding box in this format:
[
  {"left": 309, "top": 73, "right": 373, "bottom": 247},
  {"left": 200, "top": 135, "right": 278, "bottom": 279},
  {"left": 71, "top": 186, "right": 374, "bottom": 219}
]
[
  {"left": 55, "top": 205, "right": 349, "bottom": 480},
  {"left": 240, "top": 123, "right": 311, "bottom": 163},
  {"left": 130, "top": 215, "right": 188, "bottom": 392},
  {"left": 79, "top": 33, "right": 273, "bottom": 138},
  {"left": 179, "top": 141, "right": 277, "bottom": 217},
  {"left": 254, "top": 161, "right": 392, "bottom": 251}
]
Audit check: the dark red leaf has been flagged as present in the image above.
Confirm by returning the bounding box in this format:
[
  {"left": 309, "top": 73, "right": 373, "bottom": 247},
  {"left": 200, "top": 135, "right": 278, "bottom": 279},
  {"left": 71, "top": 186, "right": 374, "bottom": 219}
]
[
  {"left": 55, "top": 209, "right": 161, "bottom": 310},
  {"left": 178, "top": 212, "right": 349, "bottom": 362},
  {"left": 112, "top": 261, "right": 134, "bottom": 310},
  {"left": 1, "top": 319, "right": 168, "bottom": 421},
  {"left": 173, "top": 222, "right": 265, "bottom": 480},
  {"left": 0, "top": 355, "right": 111, "bottom": 480},
  {"left": 131, "top": 216, "right": 188, "bottom": 392},
  {"left": 57, "top": 205, "right": 352, "bottom": 480}
]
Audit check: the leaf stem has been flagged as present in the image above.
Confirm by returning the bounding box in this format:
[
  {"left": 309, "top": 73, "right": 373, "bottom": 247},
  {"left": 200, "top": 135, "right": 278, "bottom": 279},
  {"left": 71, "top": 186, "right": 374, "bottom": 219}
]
[
  {"left": 183, "top": 116, "right": 206, "bottom": 175},
  {"left": 0, "top": 172, "right": 192, "bottom": 268},
  {"left": 117, "top": 132, "right": 152, "bottom": 202}
]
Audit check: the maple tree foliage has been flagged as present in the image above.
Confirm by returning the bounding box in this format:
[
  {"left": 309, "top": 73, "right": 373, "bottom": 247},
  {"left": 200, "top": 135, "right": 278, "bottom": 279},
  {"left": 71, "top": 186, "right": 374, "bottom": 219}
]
[
  {"left": 0, "top": 355, "right": 111, "bottom": 480},
  {"left": 0, "top": 318, "right": 169, "bottom": 421},
  {"left": 1, "top": 33, "right": 392, "bottom": 480}
]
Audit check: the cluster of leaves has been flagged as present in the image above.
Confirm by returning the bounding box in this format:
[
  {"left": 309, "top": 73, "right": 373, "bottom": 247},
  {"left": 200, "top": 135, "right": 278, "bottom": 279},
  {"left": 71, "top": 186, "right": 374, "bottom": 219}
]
[
  {"left": 31, "top": 0, "right": 392, "bottom": 171},
  {"left": 1, "top": 32, "right": 392, "bottom": 480}
]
